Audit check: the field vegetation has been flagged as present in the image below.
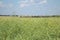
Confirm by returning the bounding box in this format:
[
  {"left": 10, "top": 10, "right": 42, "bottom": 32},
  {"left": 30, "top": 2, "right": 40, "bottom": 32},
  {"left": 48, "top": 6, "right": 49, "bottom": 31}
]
[{"left": 0, "top": 17, "right": 60, "bottom": 40}]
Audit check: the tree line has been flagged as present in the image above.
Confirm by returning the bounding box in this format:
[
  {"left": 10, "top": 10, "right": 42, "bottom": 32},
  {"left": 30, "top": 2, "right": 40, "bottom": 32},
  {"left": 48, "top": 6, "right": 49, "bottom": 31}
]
[{"left": 0, "top": 15, "right": 60, "bottom": 18}]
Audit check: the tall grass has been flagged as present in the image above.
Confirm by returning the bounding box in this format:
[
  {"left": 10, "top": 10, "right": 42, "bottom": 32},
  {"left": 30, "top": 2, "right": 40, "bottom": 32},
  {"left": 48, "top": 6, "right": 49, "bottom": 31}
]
[{"left": 0, "top": 17, "right": 60, "bottom": 40}]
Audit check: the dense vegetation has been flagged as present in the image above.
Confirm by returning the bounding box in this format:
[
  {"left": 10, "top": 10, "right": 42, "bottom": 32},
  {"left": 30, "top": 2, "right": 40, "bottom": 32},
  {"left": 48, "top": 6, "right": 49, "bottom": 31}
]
[{"left": 0, "top": 17, "right": 60, "bottom": 40}]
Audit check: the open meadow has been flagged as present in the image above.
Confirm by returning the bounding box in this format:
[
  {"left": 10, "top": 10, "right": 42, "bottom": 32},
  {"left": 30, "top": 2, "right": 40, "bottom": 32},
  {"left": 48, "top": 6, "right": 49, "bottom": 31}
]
[{"left": 0, "top": 17, "right": 60, "bottom": 40}]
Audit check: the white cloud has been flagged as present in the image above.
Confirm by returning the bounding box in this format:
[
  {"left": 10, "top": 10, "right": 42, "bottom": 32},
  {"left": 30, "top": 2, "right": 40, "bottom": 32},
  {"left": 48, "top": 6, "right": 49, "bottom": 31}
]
[
  {"left": 39, "top": 0, "right": 47, "bottom": 4},
  {"left": 0, "top": 0, "right": 47, "bottom": 8},
  {"left": 19, "top": 0, "right": 29, "bottom": 8},
  {"left": 17, "top": 0, "right": 29, "bottom": 8},
  {"left": 30, "top": 0, "right": 47, "bottom": 4},
  {"left": 19, "top": 0, "right": 34, "bottom": 8},
  {"left": 20, "top": 3, "right": 29, "bottom": 8},
  {"left": 30, "top": 0, "right": 34, "bottom": 3},
  {"left": 18, "top": 0, "right": 47, "bottom": 8},
  {"left": 18, "top": 0, "right": 28, "bottom": 3}
]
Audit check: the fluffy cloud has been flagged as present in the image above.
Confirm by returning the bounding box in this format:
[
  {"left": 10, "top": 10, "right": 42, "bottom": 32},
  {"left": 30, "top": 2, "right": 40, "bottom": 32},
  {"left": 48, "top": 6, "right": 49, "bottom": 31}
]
[
  {"left": 30, "top": 0, "right": 34, "bottom": 3},
  {"left": 18, "top": 0, "right": 47, "bottom": 8},
  {"left": 18, "top": 0, "right": 28, "bottom": 3},
  {"left": 18, "top": 0, "right": 30, "bottom": 8},
  {"left": 39, "top": 0, "right": 47, "bottom": 4},
  {"left": 0, "top": 0, "right": 47, "bottom": 8},
  {"left": 20, "top": 3, "right": 29, "bottom": 8}
]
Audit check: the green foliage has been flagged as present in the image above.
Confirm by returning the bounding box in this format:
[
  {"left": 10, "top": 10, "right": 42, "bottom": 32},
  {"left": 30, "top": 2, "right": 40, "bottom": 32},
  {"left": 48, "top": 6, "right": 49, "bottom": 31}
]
[{"left": 0, "top": 17, "right": 60, "bottom": 40}]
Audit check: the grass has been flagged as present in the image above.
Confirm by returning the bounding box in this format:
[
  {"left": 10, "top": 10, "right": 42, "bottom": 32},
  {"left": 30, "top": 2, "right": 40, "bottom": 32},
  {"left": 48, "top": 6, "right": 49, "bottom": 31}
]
[{"left": 0, "top": 17, "right": 60, "bottom": 40}]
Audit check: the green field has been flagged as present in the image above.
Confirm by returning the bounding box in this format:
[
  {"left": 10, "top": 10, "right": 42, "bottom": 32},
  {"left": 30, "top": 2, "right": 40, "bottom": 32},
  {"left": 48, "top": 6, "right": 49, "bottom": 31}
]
[{"left": 0, "top": 17, "right": 60, "bottom": 40}]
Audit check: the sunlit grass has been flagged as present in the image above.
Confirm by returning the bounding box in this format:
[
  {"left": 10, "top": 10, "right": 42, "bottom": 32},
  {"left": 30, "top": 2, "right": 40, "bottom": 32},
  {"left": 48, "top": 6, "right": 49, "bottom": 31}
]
[{"left": 0, "top": 17, "right": 60, "bottom": 40}]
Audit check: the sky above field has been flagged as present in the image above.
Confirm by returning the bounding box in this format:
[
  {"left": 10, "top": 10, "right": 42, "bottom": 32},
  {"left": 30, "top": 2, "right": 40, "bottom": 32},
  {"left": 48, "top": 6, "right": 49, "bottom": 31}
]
[{"left": 0, "top": 0, "right": 60, "bottom": 16}]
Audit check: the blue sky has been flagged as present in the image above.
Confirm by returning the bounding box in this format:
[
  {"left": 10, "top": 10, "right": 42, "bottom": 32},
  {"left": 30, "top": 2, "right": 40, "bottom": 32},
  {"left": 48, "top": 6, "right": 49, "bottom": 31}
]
[{"left": 0, "top": 0, "right": 60, "bottom": 16}]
